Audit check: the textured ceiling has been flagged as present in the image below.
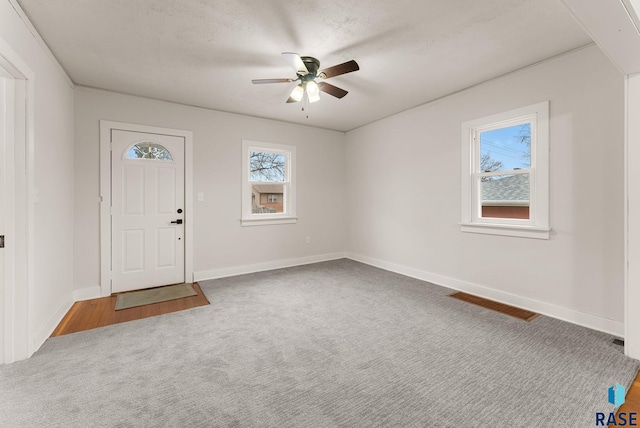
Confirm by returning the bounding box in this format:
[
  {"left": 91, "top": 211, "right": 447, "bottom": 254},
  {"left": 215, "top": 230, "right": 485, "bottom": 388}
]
[{"left": 17, "top": 0, "right": 592, "bottom": 131}]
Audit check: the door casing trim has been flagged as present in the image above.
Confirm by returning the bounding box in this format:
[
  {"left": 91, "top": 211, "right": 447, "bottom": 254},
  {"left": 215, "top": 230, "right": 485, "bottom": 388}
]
[
  {"left": 99, "top": 121, "right": 194, "bottom": 296},
  {"left": 0, "top": 34, "right": 35, "bottom": 363}
]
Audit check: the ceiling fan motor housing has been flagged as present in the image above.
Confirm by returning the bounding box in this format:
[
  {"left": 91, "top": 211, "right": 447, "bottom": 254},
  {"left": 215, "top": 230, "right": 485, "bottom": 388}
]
[{"left": 300, "top": 56, "right": 320, "bottom": 78}]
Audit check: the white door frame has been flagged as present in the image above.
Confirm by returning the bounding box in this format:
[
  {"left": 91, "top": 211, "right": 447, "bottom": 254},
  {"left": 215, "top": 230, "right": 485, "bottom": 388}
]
[
  {"left": 0, "top": 36, "right": 35, "bottom": 364},
  {"left": 625, "top": 73, "right": 640, "bottom": 359},
  {"left": 100, "top": 121, "right": 193, "bottom": 297}
]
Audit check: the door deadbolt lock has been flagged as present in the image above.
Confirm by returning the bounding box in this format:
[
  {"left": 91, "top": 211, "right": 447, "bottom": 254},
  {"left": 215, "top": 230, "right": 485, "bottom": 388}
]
[
  {"left": 177, "top": 209, "right": 183, "bottom": 213},
  {"left": 170, "top": 219, "right": 183, "bottom": 224}
]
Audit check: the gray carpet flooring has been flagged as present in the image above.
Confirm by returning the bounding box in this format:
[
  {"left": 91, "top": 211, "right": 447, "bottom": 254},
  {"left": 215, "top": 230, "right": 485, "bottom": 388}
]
[{"left": 0, "top": 259, "right": 637, "bottom": 427}]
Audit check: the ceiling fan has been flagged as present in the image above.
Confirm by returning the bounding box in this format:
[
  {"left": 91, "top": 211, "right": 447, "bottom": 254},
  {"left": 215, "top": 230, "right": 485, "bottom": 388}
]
[{"left": 252, "top": 53, "right": 359, "bottom": 104}]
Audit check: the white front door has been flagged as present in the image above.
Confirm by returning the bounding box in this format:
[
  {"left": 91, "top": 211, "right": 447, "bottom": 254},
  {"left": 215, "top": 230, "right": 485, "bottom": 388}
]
[{"left": 110, "top": 129, "right": 185, "bottom": 293}]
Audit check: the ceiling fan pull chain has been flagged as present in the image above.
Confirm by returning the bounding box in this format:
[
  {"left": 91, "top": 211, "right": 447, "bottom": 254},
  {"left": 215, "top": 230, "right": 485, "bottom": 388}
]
[{"left": 304, "top": 94, "right": 310, "bottom": 118}]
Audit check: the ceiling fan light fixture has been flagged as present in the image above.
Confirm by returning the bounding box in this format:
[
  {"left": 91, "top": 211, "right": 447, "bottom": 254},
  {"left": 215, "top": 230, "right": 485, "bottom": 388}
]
[
  {"left": 308, "top": 92, "right": 321, "bottom": 103},
  {"left": 306, "top": 81, "right": 320, "bottom": 103},
  {"left": 289, "top": 84, "right": 304, "bottom": 102},
  {"left": 306, "top": 80, "right": 319, "bottom": 95}
]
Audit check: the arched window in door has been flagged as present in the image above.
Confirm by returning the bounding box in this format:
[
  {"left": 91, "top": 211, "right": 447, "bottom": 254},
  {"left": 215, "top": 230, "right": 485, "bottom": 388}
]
[{"left": 126, "top": 142, "right": 173, "bottom": 161}]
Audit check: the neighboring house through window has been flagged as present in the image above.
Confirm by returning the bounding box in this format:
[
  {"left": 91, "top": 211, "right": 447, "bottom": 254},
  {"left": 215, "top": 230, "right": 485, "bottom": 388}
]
[
  {"left": 241, "top": 140, "right": 296, "bottom": 226},
  {"left": 460, "top": 101, "right": 550, "bottom": 239}
]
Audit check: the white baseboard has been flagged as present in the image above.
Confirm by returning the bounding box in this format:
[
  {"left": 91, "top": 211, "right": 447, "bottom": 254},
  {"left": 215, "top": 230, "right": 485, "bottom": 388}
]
[
  {"left": 33, "top": 294, "right": 74, "bottom": 353},
  {"left": 194, "top": 252, "right": 348, "bottom": 282},
  {"left": 346, "top": 252, "right": 624, "bottom": 337},
  {"left": 73, "top": 286, "right": 102, "bottom": 301}
]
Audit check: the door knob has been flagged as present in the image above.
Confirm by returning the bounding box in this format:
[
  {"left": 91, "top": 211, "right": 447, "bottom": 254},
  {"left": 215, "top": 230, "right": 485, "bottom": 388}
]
[{"left": 170, "top": 219, "right": 183, "bottom": 224}]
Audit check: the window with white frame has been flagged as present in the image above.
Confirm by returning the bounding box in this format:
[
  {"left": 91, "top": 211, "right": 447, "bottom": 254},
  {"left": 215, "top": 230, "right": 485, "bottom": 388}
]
[
  {"left": 460, "top": 101, "right": 550, "bottom": 239},
  {"left": 241, "top": 140, "right": 296, "bottom": 226}
]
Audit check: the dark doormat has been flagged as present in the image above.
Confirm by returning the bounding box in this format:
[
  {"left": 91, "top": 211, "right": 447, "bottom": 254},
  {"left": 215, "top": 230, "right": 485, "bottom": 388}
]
[{"left": 115, "top": 283, "right": 197, "bottom": 310}]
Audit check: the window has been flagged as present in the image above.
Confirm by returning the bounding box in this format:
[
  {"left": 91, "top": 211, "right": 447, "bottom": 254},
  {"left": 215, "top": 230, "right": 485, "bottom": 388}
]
[
  {"left": 126, "top": 142, "right": 173, "bottom": 161},
  {"left": 460, "top": 101, "right": 550, "bottom": 239},
  {"left": 241, "top": 140, "right": 296, "bottom": 226}
]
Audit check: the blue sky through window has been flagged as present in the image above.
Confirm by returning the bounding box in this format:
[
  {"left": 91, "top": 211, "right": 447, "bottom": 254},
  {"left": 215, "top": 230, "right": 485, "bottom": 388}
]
[{"left": 480, "top": 123, "right": 531, "bottom": 171}]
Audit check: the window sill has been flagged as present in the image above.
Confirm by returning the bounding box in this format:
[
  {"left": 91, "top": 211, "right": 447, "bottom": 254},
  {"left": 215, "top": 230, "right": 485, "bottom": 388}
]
[
  {"left": 241, "top": 216, "right": 298, "bottom": 227},
  {"left": 459, "top": 222, "right": 550, "bottom": 239}
]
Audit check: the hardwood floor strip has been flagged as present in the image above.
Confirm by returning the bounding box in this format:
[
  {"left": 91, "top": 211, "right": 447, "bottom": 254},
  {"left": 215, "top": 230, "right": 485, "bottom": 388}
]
[
  {"left": 611, "top": 371, "right": 640, "bottom": 427},
  {"left": 51, "top": 283, "right": 209, "bottom": 337},
  {"left": 449, "top": 291, "right": 540, "bottom": 321}
]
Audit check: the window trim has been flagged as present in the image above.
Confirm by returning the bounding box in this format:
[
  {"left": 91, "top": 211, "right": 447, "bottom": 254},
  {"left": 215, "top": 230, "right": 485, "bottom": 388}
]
[
  {"left": 460, "top": 101, "right": 550, "bottom": 239},
  {"left": 241, "top": 140, "right": 297, "bottom": 227}
]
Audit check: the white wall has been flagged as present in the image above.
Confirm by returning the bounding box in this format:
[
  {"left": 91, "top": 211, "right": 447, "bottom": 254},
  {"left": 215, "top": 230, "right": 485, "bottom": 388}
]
[
  {"left": 74, "top": 88, "right": 346, "bottom": 291},
  {"left": 345, "top": 45, "right": 625, "bottom": 335},
  {"left": 0, "top": 0, "right": 75, "bottom": 356}
]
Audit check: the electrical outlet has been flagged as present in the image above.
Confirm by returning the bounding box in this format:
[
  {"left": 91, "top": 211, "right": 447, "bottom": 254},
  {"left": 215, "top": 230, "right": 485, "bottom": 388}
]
[
  {"left": 197, "top": 192, "right": 204, "bottom": 202},
  {"left": 305, "top": 236, "right": 311, "bottom": 244}
]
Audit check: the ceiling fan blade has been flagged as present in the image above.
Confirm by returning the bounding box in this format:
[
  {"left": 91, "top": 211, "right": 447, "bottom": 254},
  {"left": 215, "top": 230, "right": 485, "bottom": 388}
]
[
  {"left": 252, "top": 78, "right": 295, "bottom": 84},
  {"left": 282, "top": 52, "right": 309, "bottom": 75},
  {"left": 318, "top": 60, "right": 359, "bottom": 79},
  {"left": 318, "top": 82, "right": 348, "bottom": 99}
]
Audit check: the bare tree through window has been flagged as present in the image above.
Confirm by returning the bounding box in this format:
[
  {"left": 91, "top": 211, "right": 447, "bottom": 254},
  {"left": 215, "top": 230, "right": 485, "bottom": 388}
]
[
  {"left": 250, "top": 151, "right": 285, "bottom": 182},
  {"left": 480, "top": 153, "right": 504, "bottom": 181},
  {"left": 127, "top": 142, "right": 173, "bottom": 161},
  {"left": 516, "top": 123, "right": 531, "bottom": 165}
]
